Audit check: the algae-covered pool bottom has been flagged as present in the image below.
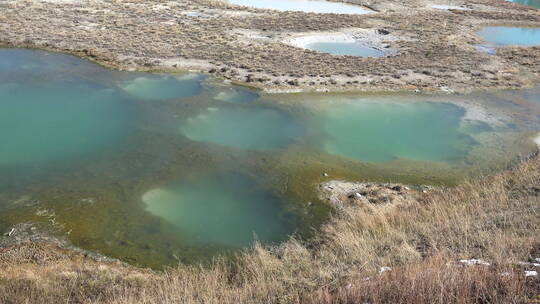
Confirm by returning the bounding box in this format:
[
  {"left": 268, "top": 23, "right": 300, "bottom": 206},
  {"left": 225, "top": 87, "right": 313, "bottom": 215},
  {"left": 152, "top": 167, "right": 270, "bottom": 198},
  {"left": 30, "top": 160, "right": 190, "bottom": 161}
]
[{"left": 1, "top": 48, "right": 540, "bottom": 269}]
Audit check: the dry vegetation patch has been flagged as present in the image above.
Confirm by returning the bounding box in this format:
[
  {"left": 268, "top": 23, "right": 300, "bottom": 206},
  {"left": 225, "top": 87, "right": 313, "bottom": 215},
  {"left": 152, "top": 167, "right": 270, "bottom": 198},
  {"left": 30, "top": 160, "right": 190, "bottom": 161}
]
[{"left": 1, "top": 0, "right": 539, "bottom": 92}]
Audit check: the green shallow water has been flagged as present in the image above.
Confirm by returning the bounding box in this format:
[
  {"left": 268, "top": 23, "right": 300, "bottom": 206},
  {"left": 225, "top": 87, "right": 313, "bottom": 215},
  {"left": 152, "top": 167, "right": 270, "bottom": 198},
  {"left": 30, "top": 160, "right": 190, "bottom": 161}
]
[
  {"left": 0, "top": 83, "right": 134, "bottom": 166},
  {"left": 1, "top": 48, "right": 540, "bottom": 269},
  {"left": 119, "top": 74, "right": 204, "bottom": 100},
  {"left": 319, "top": 101, "right": 475, "bottom": 162},
  {"left": 143, "top": 174, "right": 295, "bottom": 247},
  {"left": 180, "top": 106, "right": 304, "bottom": 150},
  {"left": 214, "top": 87, "right": 259, "bottom": 104}
]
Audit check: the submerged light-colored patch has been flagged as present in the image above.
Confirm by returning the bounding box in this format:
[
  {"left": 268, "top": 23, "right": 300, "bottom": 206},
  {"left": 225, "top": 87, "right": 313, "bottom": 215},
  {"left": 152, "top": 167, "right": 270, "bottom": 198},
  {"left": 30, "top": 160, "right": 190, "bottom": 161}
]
[
  {"left": 214, "top": 88, "right": 259, "bottom": 103},
  {"left": 119, "top": 74, "right": 204, "bottom": 100},
  {"left": 179, "top": 106, "right": 304, "bottom": 150},
  {"left": 317, "top": 101, "right": 476, "bottom": 162},
  {"left": 142, "top": 175, "right": 294, "bottom": 247}
]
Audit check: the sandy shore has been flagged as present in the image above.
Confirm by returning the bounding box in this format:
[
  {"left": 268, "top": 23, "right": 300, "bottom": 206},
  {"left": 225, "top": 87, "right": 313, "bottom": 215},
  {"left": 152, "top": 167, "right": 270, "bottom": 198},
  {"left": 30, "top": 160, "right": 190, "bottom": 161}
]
[{"left": 0, "top": 0, "right": 539, "bottom": 93}]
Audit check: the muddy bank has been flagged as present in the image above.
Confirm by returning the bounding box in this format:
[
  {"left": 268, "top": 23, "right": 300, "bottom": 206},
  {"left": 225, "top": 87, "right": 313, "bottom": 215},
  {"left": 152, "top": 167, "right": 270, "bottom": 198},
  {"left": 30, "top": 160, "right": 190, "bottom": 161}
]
[{"left": 0, "top": 0, "right": 539, "bottom": 93}]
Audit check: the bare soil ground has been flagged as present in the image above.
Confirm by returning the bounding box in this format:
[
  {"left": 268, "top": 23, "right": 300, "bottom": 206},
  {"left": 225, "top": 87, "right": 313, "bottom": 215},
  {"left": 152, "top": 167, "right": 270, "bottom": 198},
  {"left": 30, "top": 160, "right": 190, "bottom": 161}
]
[{"left": 0, "top": 0, "right": 539, "bottom": 93}]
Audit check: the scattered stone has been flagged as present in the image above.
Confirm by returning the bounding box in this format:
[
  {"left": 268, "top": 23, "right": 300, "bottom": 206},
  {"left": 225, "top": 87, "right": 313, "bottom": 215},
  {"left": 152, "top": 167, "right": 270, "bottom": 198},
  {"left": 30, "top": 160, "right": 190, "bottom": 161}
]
[
  {"left": 379, "top": 266, "right": 391, "bottom": 273},
  {"left": 525, "top": 270, "right": 538, "bottom": 277},
  {"left": 518, "top": 261, "right": 540, "bottom": 267},
  {"left": 4, "top": 228, "right": 15, "bottom": 237},
  {"left": 459, "top": 259, "right": 490, "bottom": 266},
  {"left": 391, "top": 185, "right": 402, "bottom": 192},
  {"left": 79, "top": 198, "right": 96, "bottom": 204},
  {"left": 321, "top": 181, "right": 418, "bottom": 206}
]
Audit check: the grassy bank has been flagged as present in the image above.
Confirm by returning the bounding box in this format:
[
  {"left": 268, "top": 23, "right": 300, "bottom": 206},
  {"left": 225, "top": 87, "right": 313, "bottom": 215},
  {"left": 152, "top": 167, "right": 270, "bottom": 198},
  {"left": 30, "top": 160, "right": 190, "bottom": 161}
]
[{"left": 1, "top": 155, "right": 540, "bottom": 303}]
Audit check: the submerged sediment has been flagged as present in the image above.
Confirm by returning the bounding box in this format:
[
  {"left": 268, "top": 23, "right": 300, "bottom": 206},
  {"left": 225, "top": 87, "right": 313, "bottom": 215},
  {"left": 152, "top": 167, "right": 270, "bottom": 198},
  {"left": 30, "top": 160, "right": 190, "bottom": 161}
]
[{"left": 0, "top": 0, "right": 539, "bottom": 93}]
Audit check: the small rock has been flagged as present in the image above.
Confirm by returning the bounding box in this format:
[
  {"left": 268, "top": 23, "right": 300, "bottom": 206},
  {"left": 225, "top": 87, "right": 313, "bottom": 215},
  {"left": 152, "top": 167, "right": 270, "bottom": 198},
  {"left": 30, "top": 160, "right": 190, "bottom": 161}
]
[
  {"left": 379, "top": 266, "right": 392, "bottom": 273},
  {"left": 459, "top": 259, "right": 490, "bottom": 266},
  {"left": 4, "top": 228, "right": 15, "bottom": 237},
  {"left": 322, "top": 173, "right": 328, "bottom": 177},
  {"left": 391, "top": 185, "right": 402, "bottom": 192},
  {"left": 525, "top": 270, "right": 538, "bottom": 277},
  {"left": 518, "top": 261, "right": 540, "bottom": 267}
]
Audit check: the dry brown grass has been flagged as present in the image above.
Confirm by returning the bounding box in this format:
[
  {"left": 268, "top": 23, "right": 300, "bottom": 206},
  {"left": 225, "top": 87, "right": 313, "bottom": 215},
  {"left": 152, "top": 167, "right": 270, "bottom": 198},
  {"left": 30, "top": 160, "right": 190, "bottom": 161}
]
[
  {"left": 305, "top": 254, "right": 538, "bottom": 304},
  {"left": 1, "top": 156, "right": 540, "bottom": 303}
]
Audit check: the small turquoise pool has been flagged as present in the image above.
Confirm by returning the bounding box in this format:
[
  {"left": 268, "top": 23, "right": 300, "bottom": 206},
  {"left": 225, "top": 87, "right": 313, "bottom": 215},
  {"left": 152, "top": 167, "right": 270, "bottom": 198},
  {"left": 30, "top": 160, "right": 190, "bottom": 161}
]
[
  {"left": 317, "top": 101, "right": 476, "bottom": 162},
  {"left": 225, "top": 0, "right": 371, "bottom": 14},
  {"left": 305, "top": 42, "right": 385, "bottom": 57},
  {"left": 477, "top": 26, "right": 540, "bottom": 46},
  {"left": 143, "top": 174, "right": 295, "bottom": 247},
  {"left": 508, "top": 0, "right": 540, "bottom": 9}
]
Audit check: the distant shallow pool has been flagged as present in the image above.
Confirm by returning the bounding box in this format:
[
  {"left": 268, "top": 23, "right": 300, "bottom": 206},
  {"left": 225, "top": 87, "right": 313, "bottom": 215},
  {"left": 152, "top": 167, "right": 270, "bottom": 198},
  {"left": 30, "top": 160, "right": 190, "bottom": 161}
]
[
  {"left": 225, "top": 0, "right": 371, "bottom": 14},
  {"left": 477, "top": 26, "right": 540, "bottom": 46},
  {"left": 507, "top": 0, "right": 540, "bottom": 9},
  {"left": 305, "top": 42, "right": 384, "bottom": 57}
]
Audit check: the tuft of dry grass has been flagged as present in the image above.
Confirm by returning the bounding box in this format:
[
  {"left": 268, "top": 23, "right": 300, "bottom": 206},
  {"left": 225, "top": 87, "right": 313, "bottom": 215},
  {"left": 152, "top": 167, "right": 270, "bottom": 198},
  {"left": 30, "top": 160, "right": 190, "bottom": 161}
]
[
  {"left": 1, "top": 156, "right": 540, "bottom": 303},
  {"left": 305, "top": 254, "right": 538, "bottom": 304}
]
